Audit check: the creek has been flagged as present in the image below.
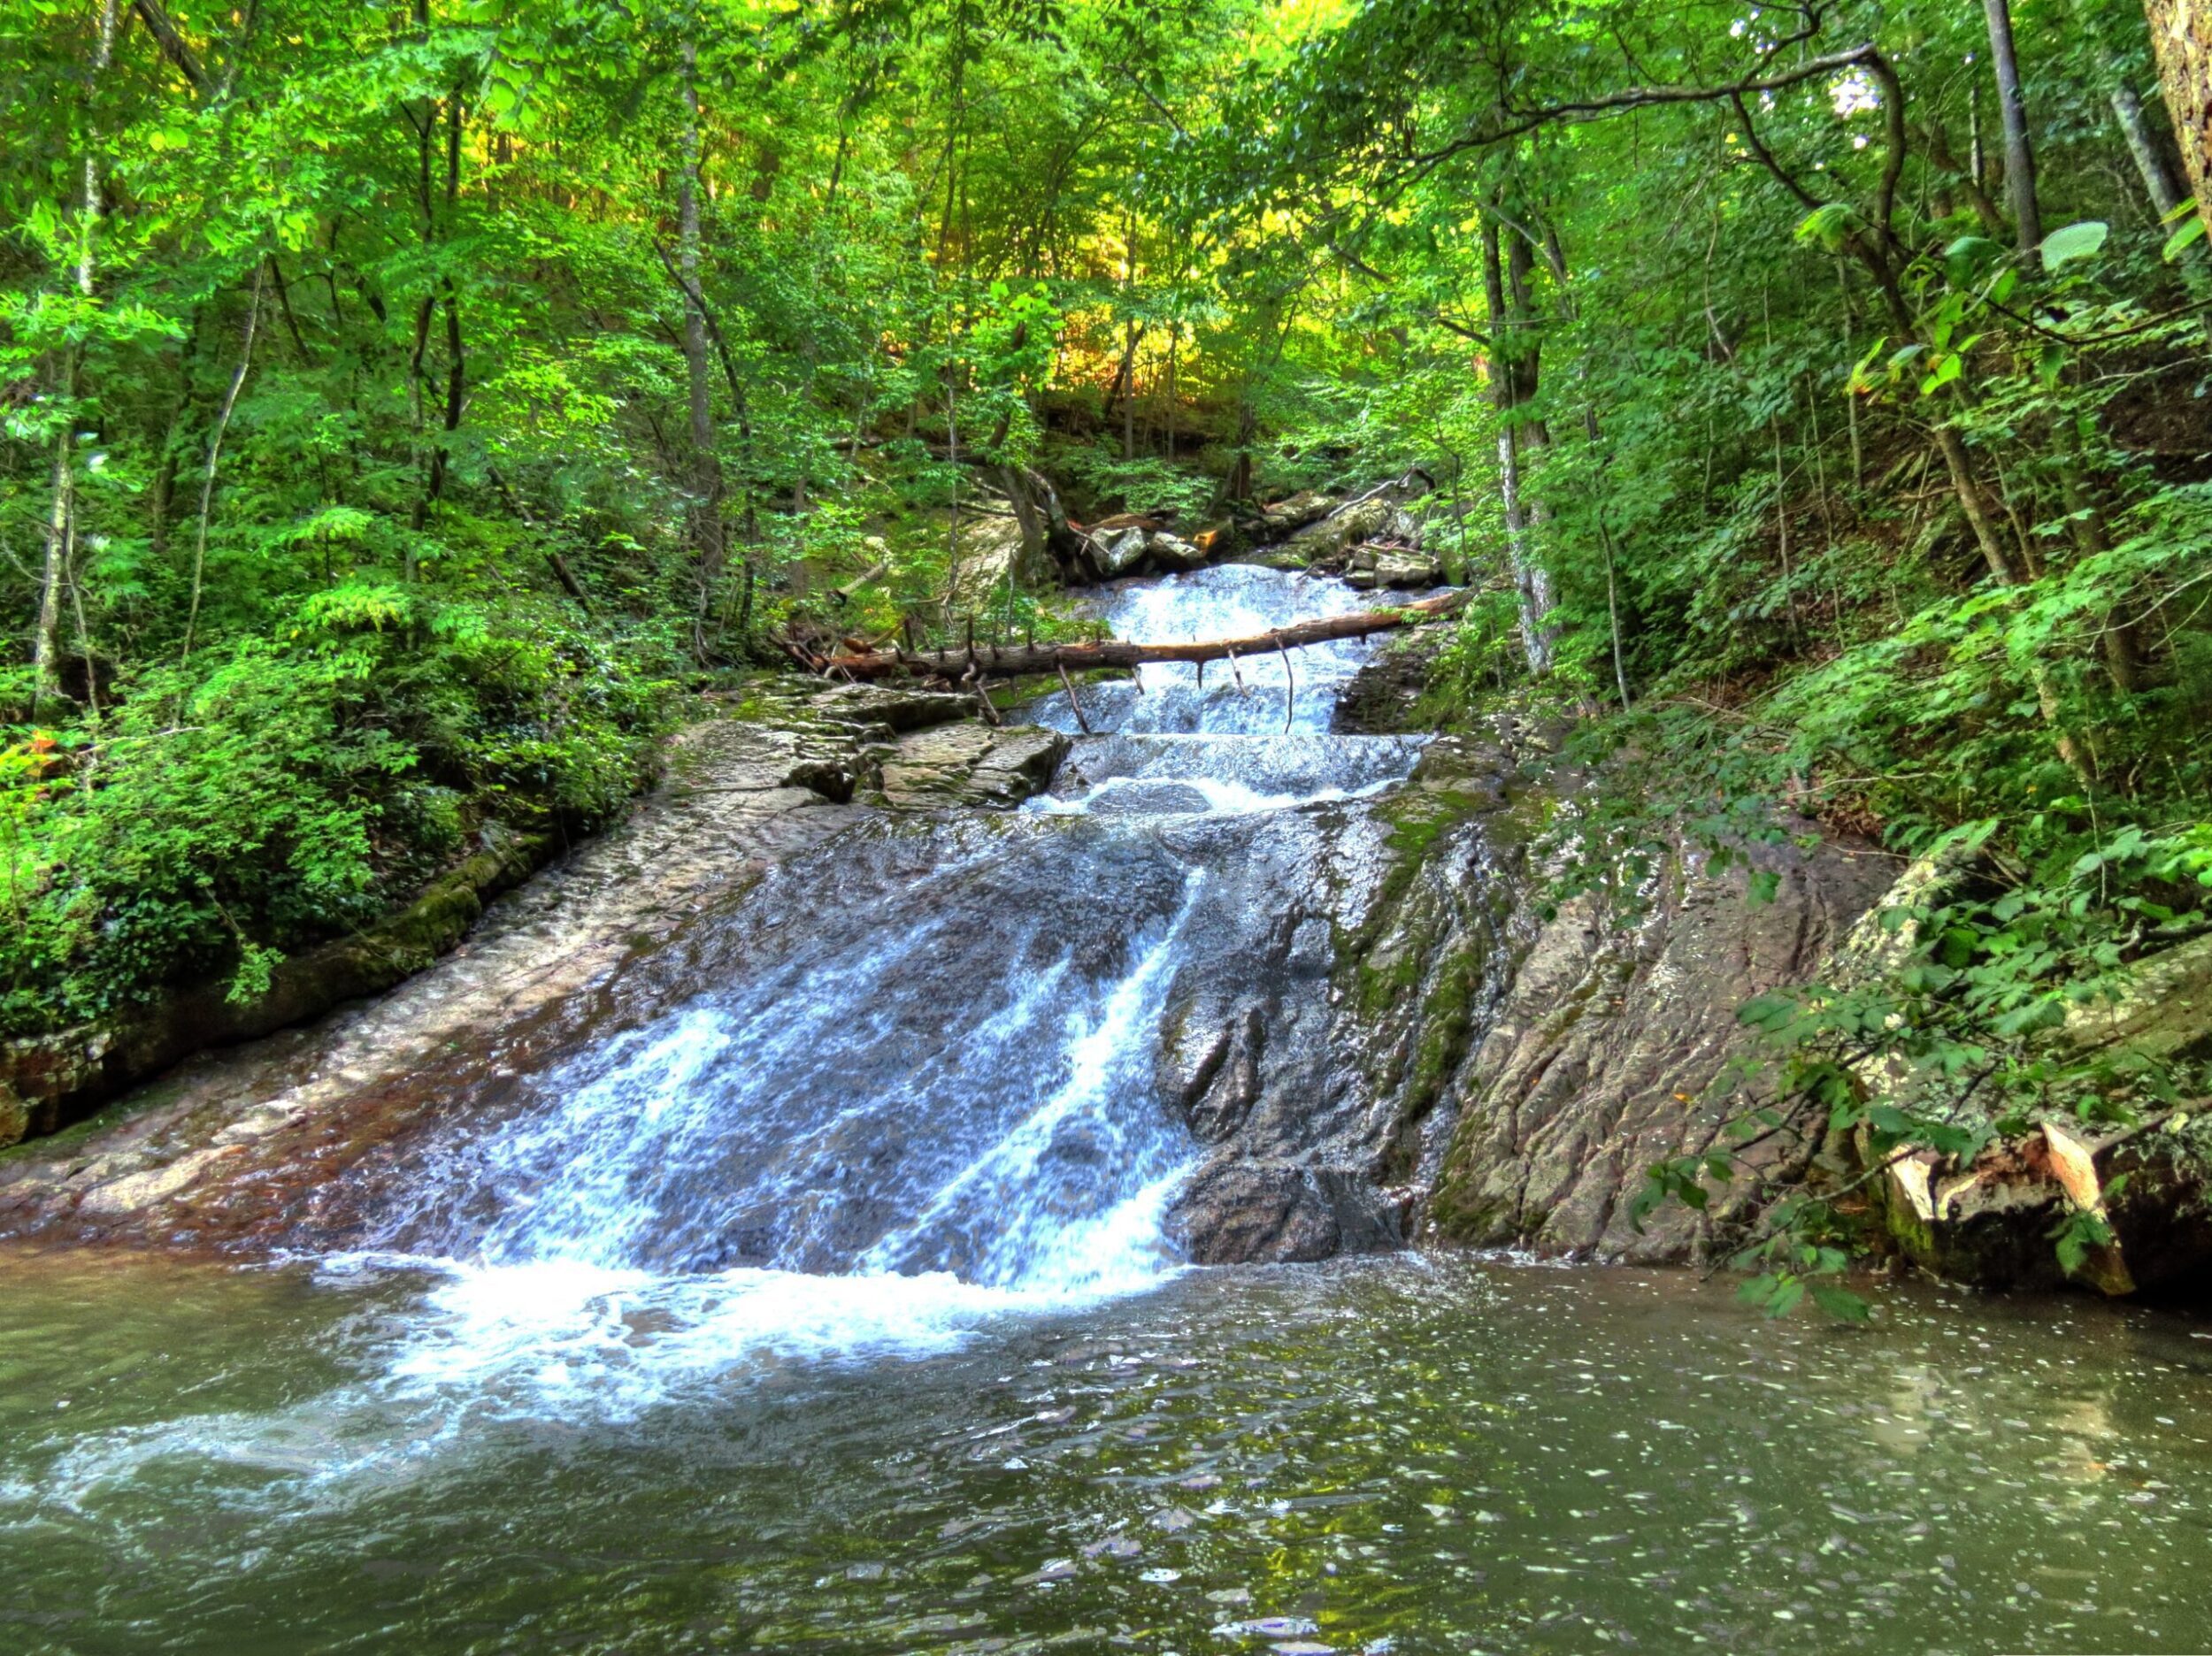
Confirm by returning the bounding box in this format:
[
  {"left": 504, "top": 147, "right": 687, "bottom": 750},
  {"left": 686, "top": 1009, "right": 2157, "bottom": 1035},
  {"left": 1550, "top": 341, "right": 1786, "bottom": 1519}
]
[{"left": 4, "top": 566, "right": 2210, "bottom": 1653}]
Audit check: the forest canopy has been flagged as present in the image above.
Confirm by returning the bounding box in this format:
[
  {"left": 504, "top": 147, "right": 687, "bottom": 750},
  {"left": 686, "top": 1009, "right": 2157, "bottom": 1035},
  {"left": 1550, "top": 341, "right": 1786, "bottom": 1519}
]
[{"left": 4, "top": 0, "right": 2209, "bottom": 1169}]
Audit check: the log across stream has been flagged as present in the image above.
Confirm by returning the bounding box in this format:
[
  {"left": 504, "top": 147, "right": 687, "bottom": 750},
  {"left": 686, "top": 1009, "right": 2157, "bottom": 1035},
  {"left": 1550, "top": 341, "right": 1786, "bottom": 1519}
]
[{"left": 798, "top": 586, "right": 1468, "bottom": 682}]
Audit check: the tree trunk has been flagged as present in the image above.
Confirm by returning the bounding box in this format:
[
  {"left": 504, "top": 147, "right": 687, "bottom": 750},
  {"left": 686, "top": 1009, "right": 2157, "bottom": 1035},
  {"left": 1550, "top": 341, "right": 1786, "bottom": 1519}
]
[
  {"left": 2114, "top": 81, "right": 2190, "bottom": 218},
  {"left": 182, "top": 268, "right": 264, "bottom": 665},
  {"left": 1482, "top": 213, "right": 1552, "bottom": 673},
  {"left": 678, "top": 36, "right": 726, "bottom": 657},
  {"left": 1983, "top": 0, "right": 2044, "bottom": 254},
  {"left": 33, "top": 0, "right": 121, "bottom": 714},
  {"left": 803, "top": 590, "right": 1468, "bottom": 681},
  {"left": 2145, "top": 0, "right": 2212, "bottom": 247}
]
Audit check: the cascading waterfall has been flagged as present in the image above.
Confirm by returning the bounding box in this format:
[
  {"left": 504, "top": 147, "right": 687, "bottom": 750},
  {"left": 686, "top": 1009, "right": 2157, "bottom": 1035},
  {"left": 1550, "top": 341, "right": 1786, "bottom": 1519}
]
[{"left": 306, "top": 564, "right": 1428, "bottom": 1414}]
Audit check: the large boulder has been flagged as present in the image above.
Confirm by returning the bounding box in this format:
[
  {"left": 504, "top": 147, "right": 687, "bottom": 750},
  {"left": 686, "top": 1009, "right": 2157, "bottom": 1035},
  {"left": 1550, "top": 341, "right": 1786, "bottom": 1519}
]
[
  {"left": 1345, "top": 545, "right": 1444, "bottom": 590},
  {"left": 1287, "top": 495, "right": 1424, "bottom": 567},
  {"left": 950, "top": 513, "right": 1029, "bottom": 608},
  {"left": 1255, "top": 490, "right": 1337, "bottom": 536},
  {"left": 1077, "top": 525, "right": 1210, "bottom": 581}
]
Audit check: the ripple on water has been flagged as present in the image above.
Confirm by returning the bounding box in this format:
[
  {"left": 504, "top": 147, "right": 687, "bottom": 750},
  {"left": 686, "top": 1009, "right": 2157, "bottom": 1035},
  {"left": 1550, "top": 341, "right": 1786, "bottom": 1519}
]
[{"left": 3, "top": 1250, "right": 2211, "bottom": 1655}]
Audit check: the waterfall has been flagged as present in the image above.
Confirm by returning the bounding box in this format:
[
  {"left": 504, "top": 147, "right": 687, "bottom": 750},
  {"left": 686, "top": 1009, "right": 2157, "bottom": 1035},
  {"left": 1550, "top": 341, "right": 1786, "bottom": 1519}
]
[{"left": 320, "top": 564, "right": 1428, "bottom": 1410}]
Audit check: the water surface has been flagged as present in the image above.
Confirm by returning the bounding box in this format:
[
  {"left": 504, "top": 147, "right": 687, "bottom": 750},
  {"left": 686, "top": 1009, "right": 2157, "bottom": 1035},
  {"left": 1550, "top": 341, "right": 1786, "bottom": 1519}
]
[{"left": 4, "top": 1247, "right": 2209, "bottom": 1653}]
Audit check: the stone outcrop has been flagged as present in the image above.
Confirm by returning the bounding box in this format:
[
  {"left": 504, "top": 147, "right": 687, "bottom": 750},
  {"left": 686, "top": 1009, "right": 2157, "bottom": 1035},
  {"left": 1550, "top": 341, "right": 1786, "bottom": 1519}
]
[
  {"left": 1420, "top": 826, "right": 1894, "bottom": 1261},
  {"left": 1154, "top": 714, "right": 1893, "bottom": 1269}
]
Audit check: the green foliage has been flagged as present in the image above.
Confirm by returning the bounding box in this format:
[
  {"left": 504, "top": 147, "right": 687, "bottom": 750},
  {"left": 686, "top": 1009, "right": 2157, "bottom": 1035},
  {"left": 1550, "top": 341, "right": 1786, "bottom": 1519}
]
[{"left": 0, "top": 592, "right": 671, "bottom": 1033}]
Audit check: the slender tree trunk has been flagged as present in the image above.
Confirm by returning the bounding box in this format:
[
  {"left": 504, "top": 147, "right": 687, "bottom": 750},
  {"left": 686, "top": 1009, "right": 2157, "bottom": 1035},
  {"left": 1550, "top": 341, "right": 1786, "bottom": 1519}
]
[
  {"left": 1600, "top": 518, "right": 1632, "bottom": 710},
  {"left": 1983, "top": 0, "right": 2044, "bottom": 254},
  {"left": 33, "top": 386, "right": 76, "bottom": 716},
  {"left": 182, "top": 268, "right": 264, "bottom": 665},
  {"left": 2145, "top": 0, "right": 2212, "bottom": 247},
  {"left": 2115, "top": 81, "right": 2191, "bottom": 218},
  {"left": 678, "top": 35, "right": 725, "bottom": 657},
  {"left": 424, "top": 92, "right": 465, "bottom": 510},
  {"left": 1482, "top": 214, "right": 1552, "bottom": 673},
  {"left": 33, "top": 0, "right": 120, "bottom": 715},
  {"left": 2110, "top": 80, "right": 2212, "bottom": 347}
]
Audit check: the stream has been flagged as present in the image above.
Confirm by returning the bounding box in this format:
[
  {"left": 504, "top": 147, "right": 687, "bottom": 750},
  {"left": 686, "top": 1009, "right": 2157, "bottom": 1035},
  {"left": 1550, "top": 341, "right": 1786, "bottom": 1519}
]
[{"left": 4, "top": 566, "right": 2212, "bottom": 1653}]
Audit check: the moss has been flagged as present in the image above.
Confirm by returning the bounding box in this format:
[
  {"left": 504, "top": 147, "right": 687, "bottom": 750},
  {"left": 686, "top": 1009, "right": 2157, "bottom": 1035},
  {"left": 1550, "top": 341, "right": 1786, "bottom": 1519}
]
[{"left": 1405, "top": 943, "right": 1482, "bottom": 1115}]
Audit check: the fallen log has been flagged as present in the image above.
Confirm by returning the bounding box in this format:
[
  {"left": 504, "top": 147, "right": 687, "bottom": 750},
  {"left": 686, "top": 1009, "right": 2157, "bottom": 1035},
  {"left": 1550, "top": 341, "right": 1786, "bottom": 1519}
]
[{"left": 807, "top": 588, "right": 1467, "bottom": 682}]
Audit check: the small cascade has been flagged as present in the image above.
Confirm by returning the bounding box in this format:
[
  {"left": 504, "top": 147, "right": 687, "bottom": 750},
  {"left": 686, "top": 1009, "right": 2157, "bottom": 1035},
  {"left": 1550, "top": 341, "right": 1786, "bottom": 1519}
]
[{"left": 327, "top": 562, "right": 1432, "bottom": 1399}]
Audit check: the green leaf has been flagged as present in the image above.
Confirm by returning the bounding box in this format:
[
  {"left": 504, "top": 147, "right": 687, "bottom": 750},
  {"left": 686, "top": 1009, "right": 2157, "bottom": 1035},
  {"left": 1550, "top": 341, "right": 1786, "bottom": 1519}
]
[
  {"left": 1808, "top": 1282, "right": 1872, "bottom": 1322},
  {"left": 2040, "top": 220, "right": 2108, "bottom": 272},
  {"left": 1943, "top": 235, "right": 2001, "bottom": 287},
  {"left": 1747, "top": 869, "right": 1781, "bottom": 906},
  {"left": 1794, "top": 203, "right": 1857, "bottom": 251},
  {"left": 2162, "top": 214, "right": 2206, "bottom": 262}
]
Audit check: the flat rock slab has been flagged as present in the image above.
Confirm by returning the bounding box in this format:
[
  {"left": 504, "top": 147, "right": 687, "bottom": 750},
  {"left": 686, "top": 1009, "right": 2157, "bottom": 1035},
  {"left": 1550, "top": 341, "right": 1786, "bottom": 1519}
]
[{"left": 878, "top": 724, "right": 1071, "bottom": 809}]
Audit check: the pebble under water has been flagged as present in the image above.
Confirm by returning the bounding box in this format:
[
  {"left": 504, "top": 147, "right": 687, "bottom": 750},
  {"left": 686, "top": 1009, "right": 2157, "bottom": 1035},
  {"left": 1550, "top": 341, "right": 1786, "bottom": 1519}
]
[{"left": 3, "top": 566, "right": 2209, "bottom": 1652}]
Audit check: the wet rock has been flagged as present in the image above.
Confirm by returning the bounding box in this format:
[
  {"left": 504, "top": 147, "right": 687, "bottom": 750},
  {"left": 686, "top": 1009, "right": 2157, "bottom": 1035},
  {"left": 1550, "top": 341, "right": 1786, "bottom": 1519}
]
[
  {"left": 1087, "top": 780, "right": 1214, "bottom": 816},
  {"left": 805, "top": 684, "right": 973, "bottom": 736},
  {"left": 876, "top": 723, "right": 1070, "bottom": 809},
  {"left": 1173, "top": 1161, "right": 1343, "bottom": 1263},
  {"left": 1331, "top": 632, "right": 1445, "bottom": 734}
]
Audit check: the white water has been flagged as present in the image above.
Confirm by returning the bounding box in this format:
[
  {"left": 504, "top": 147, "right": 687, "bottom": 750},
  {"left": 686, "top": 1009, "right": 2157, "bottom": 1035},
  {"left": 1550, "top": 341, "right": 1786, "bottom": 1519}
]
[{"left": 35, "top": 567, "right": 1432, "bottom": 1492}]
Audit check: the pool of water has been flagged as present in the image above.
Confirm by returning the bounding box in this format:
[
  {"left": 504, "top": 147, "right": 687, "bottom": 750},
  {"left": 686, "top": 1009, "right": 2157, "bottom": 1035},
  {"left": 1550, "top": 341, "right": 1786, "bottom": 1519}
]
[{"left": 4, "top": 1246, "right": 2209, "bottom": 1655}]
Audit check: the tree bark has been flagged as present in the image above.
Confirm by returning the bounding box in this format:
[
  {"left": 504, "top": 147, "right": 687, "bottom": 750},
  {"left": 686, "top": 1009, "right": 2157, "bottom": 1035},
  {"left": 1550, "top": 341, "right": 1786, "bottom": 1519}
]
[
  {"left": 1481, "top": 212, "right": 1553, "bottom": 672},
  {"left": 2145, "top": 0, "right": 2212, "bottom": 247},
  {"left": 1982, "top": 0, "right": 2045, "bottom": 254},
  {"left": 182, "top": 268, "right": 264, "bottom": 665}
]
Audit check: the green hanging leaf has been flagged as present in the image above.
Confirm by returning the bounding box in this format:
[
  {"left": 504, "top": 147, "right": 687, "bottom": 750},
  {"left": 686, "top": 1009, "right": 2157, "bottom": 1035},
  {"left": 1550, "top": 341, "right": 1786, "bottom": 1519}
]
[
  {"left": 2040, "top": 220, "right": 2108, "bottom": 272},
  {"left": 1943, "top": 235, "right": 2001, "bottom": 287},
  {"left": 1794, "top": 203, "right": 1857, "bottom": 251},
  {"left": 2162, "top": 214, "right": 2206, "bottom": 262}
]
